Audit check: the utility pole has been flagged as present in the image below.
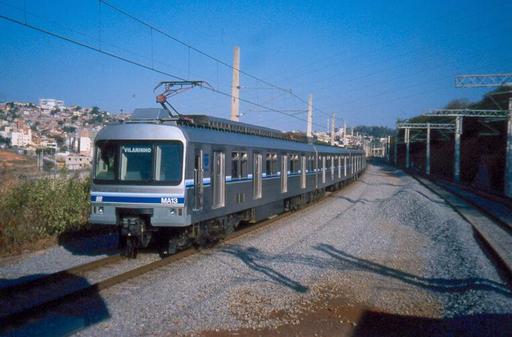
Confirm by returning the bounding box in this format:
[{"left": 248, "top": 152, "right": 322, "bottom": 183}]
[
  {"left": 343, "top": 121, "right": 347, "bottom": 146},
  {"left": 397, "top": 122, "right": 455, "bottom": 174},
  {"left": 405, "top": 127, "right": 410, "bottom": 169},
  {"left": 330, "top": 113, "right": 335, "bottom": 146},
  {"left": 506, "top": 98, "right": 512, "bottom": 197},
  {"left": 393, "top": 136, "right": 397, "bottom": 165},
  {"left": 230, "top": 46, "right": 240, "bottom": 122},
  {"left": 306, "top": 94, "right": 313, "bottom": 140},
  {"left": 451, "top": 72, "right": 512, "bottom": 195},
  {"left": 426, "top": 123, "right": 431, "bottom": 176},
  {"left": 386, "top": 136, "right": 391, "bottom": 161},
  {"left": 454, "top": 116, "right": 462, "bottom": 182}
]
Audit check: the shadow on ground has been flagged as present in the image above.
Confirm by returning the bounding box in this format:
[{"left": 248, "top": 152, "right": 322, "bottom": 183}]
[
  {"left": 352, "top": 311, "right": 512, "bottom": 337},
  {"left": 0, "top": 272, "right": 110, "bottom": 337},
  {"left": 220, "top": 245, "right": 309, "bottom": 293},
  {"left": 314, "top": 243, "right": 512, "bottom": 297},
  {"left": 57, "top": 229, "right": 118, "bottom": 256}
]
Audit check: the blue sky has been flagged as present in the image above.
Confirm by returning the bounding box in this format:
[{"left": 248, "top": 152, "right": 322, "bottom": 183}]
[{"left": 0, "top": 0, "right": 510, "bottom": 130}]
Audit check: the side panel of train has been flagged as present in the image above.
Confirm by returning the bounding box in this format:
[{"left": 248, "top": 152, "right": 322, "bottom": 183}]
[{"left": 181, "top": 130, "right": 366, "bottom": 227}]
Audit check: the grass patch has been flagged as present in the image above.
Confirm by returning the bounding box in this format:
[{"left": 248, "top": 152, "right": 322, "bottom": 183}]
[{"left": 0, "top": 177, "right": 91, "bottom": 255}]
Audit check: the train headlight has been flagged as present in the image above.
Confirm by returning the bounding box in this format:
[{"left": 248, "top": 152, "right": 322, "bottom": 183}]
[
  {"left": 98, "top": 206, "right": 104, "bottom": 214},
  {"left": 169, "top": 208, "right": 176, "bottom": 216}
]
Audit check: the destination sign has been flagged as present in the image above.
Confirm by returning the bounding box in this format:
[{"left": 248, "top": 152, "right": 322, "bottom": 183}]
[{"left": 122, "top": 146, "right": 152, "bottom": 154}]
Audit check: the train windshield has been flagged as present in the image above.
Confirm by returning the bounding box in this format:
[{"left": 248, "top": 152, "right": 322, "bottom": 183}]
[{"left": 94, "top": 141, "right": 183, "bottom": 185}]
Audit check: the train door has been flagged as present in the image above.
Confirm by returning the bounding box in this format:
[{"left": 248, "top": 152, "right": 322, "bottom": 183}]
[
  {"left": 193, "top": 149, "right": 204, "bottom": 211},
  {"left": 300, "top": 155, "right": 306, "bottom": 189},
  {"left": 281, "top": 154, "right": 288, "bottom": 193},
  {"left": 212, "top": 151, "right": 225, "bottom": 208},
  {"left": 253, "top": 153, "right": 262, "bottom": 199},
  {"left": 322, "top": 156, "right": 326, "bottom": 184},
  {"left": 314, "top": 152, "right": 319, "bottom": 188},
  {"left": 330, "top": 155, "right": 335, "bottom": 180},
  {"left": 338, "top": 155, "right": 341, "bottom": 178}
]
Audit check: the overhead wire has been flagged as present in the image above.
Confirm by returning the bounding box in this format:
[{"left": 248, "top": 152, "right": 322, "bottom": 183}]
[
  {"left": 0, "top": 13, "right": 326, "bottom": 129},
  {"left": 98, "top": 0, "right": 333, "bottom": 118}
]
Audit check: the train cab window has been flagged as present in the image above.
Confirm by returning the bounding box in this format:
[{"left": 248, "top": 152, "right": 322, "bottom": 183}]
[
  {"left": 120, "top": 144, "right": 153, "bottom": 181},
  {"left": 265, "top": 153, "right": 277, "bottom": 176},
  {"left": 231, "top": 151, "right": 248, "bottom": 179},
  {"left": 94, "top": 142, "right": 116, "bottom": 180},
  {"left": 155, "top": 143, "right": 183, "bottom": 183}
]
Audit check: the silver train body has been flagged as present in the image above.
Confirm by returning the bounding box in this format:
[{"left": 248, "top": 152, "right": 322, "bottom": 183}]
[{"left": 89, "top": 109, "right": 366, "bottom": 256}]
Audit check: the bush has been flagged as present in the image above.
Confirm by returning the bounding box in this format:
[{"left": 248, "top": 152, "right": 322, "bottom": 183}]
[{"left": 0, "top": 177, "right": 91, "bottom": 252}]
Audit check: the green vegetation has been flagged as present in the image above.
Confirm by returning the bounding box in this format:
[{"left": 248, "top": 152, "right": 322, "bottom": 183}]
[
  {"left": 353, "top": 125, "right": 395, "bottom": 138},
  {"left": 0, "top": 177, "right": 91, "bottom": 254},
  {"left": 407, "top": 85, "right": 512, "bottom": 124}
]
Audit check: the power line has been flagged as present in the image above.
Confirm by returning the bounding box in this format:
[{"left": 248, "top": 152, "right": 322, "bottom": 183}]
[
  {"left": 0, "top": 13, "right": 326, "bottom": 129},
  {"left": 99, "top": 0, "right": 328, "bottom": 113}
]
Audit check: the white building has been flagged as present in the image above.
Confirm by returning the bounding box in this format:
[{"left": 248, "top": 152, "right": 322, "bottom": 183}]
[
  {"left": 65, "top": 154, "right": 91, "bottom": 170},
  {"left": 78, "top": 130, "right": 92, "bottom": 157},
  {"left": 79, "top": 136, "right": 91, "bottom": 156},
  {"left": 39, "top": 98, "right": 65, "bottom": 112},
  {"left": 10, "top": 129, "right": 32, "bottom": 147}
]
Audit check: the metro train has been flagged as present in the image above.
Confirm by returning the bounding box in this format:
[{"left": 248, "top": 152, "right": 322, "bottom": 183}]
[{"left": 89, "top": 108, "right": 366, "bottom": 257}]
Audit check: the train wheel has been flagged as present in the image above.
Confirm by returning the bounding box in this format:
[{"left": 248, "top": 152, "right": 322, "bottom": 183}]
[{"left": 124, "top": 236, "right": 138, "bottom": 258}]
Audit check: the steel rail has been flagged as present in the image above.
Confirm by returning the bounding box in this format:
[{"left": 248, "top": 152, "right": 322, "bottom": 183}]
[{"left": 0, "top": 171, "right": 365, "bottom": 332}]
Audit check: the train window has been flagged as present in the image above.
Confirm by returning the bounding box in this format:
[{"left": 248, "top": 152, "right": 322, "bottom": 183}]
[
  {"left": 231, "top": 151, "right": 248, "bottom": 179},
  {"left": 94, "top": 142, "right": 116, "bottom": 181},
  {"left": 120, "top": 144, "right": 153, "bottom": 181},
  {"left": 155, "top": 143, "right": 183, "bottom": 183},
  {"left": 307, "top": 155, "right": 314, "bottom": 172},
  {"left": 289, "top": 154, "right": 299, "bottom": 174},
  {"left": 265, "top": 153, "right": 277, "bottom": 176}
]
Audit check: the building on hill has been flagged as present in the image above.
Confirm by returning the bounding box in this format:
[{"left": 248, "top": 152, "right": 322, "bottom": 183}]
[{"left": 39, "top": 98, "right": 65, "bottom": 113}]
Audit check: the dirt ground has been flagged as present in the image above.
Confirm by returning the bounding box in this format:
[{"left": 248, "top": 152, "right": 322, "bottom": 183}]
[{"left": 0, "top": 150, "right": 38, "bottom": 182}]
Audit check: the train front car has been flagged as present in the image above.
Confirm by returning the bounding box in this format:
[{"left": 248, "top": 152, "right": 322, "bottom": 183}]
[{"left": 89, "top": 109, "right": 189, "bottom": 257}]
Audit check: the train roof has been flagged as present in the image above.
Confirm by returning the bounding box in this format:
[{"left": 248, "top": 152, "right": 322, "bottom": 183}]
[{"left": 98, "top": 108, "right": 362, "bottom": 154}]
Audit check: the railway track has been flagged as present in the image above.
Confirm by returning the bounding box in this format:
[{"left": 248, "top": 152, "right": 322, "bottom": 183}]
[{"left": 0, "top": 176, "right": 361, "bottom": 333}]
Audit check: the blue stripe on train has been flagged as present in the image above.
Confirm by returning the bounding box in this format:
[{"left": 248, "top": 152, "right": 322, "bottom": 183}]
[{"left": 90, "top": 196, "right": 185, "bottom": 204}]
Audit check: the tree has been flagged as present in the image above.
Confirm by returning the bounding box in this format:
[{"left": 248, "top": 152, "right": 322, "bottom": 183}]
[{"left": 445, "top": 98, "right": 471, "bottom": 109}]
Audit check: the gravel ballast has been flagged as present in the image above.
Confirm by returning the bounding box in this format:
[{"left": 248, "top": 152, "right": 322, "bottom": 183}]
[{"left": 4, "top": 163, "right": 512, "bottom": 337}]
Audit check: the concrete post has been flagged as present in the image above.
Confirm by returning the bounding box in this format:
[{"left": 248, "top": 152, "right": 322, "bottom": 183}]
[
  {"left": 344, "top": 156, "right": 347, "bottom": 176},
  {"left": 306, "top": 95, "right": 313, "bottom": 139},
  {"left": 230, "top": 46, "right": 240, "bottom": 122},
  {"left": 330, "top": 113, "right": 335, "bottom": 146},
  {"left": 393, "top": 137, "right": 397, "bottom": 166},
  {"left": 454, "top": 116, "right": 462, "bottom": 183},
  {"left": 405, "top": 128, "right": 410, "bottom": 169},
  {"left": 386, "top": 136, "right": 390, "bottom": 161},
  {"left": 426, "top": 123, "right": 431, "bottom": 176},
  {"left": 505, "top": 98, "right": 512, "bottom": 197}
]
